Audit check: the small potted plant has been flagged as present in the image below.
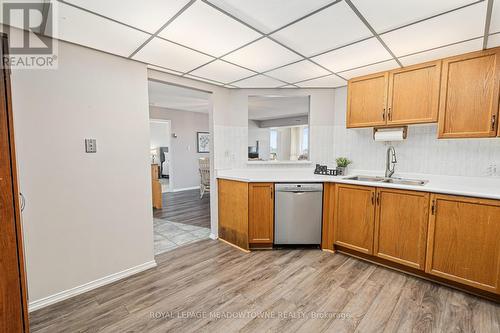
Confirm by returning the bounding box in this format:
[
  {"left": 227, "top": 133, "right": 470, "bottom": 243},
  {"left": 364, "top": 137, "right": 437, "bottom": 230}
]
[{"left": 336, "top": 157, "right": 352, "bottom": 176}]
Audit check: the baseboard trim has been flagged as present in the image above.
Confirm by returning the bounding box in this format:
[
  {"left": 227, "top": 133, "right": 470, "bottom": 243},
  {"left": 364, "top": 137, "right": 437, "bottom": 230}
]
[
  {"left": 28, "top": 260, "right": 157, "bottom": 312},
  {"left": 172, "top": 186, "right": 200, "bottom": 192}
]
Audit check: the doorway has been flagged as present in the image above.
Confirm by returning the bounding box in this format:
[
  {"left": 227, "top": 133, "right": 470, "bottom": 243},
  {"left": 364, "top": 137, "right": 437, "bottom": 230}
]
[{"left": 148, "top": 80, "right": 212, "bottom": 255}]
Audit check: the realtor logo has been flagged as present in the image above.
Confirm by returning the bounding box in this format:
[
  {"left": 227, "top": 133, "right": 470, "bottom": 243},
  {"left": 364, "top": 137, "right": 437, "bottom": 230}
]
[{"left": 2, "top": 0, "right": 58, "bottom": 69}]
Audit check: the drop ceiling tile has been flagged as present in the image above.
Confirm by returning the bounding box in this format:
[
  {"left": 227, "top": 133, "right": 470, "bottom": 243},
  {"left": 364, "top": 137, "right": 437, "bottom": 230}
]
[
  {"left": 159, "top": 1, "right": 261, "bottom": 57},
  {"left": 271, "top": 1, "right": 372, "bottom": 57},
  {"left": 207, "top": 0, "right": 336, "bottom": 33},
  {"left": 488, "top": 33, "right": 500, "bottom": 48},
  {"left": 232, "top": 75, "right": 284, "bottom": 88},
  {"left": 351, "top": 0, "right": 477, "bottom": 33},
  {"left": 64, "top": 0, "right": 190, "bottom": 33},
  {"left": 380, "top": 2, "right": 486, "bottom": 57},
  {"left": 222, "top": 38, "right": 302, "bottom": 72},
  {"left": 491, "top": 0, "right": 500, "bottom": 34},
  {"left": 312, "top": 38, "right": 392, "bottom": 73},
  {"left": 190, "top": 60, "right": 254, "bottom": 83},
  {"left": 266, "top": 60, "right": 330, "bottom": 83},
  {"left": 47, "top": 2, "right": 150, "bottom": 57},
  {"left": 133, "top": 38, "right": 213, "bottom": 73},
  {"left": 400, "top": 38, "right": 483, "bottom": 66},
  {"left": 339, "top": 60, "right": 399, "bottom": 79},
  {"left": 296, "top": 75, "right": 346, "bottom": 88}
]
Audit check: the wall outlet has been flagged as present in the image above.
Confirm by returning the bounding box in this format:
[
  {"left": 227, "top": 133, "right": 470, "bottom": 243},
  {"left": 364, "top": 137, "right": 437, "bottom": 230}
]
[{"left": 85, "top": 138, "right": 97, "bottom": 153}]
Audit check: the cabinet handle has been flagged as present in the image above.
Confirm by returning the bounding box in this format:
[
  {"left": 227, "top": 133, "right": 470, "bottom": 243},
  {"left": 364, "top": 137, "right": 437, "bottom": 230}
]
[
  {"left": 492, "top": 115, "right": 497, "bottom": 131},
  {"left": 371, "top": 192, "right": 375, "bottom": 205},
  {"left": 376, "top": 192, "right": 380, "bottom": 205},
  {"left": 388, "top": 107, "right": 392, "bottom": 121},
  {"left": 382, "top": 108, "right": 386, "bottom": 121},
  {"left": 431, "top": 199, "right": 436, "bottom": 215},
  {"left": 270, "top": 187, "right": 273, "bottom": 199}
]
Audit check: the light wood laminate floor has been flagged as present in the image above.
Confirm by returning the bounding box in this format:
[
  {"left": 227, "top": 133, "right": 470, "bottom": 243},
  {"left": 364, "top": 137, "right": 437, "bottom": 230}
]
[
  {"left": 153, "top": 189, "right": 210, "bottom": 229},
  {"left": 30, "top": 240, "right": 500, "bottom": 332}
]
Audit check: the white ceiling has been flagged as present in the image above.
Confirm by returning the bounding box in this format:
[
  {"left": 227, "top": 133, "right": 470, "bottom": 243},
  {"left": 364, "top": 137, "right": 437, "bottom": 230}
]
[
  {"left": 248, "top": 96, "right": 309, "bottom": 120},
  {"left": 148, "top": 80, "right": 211, "bottom": 113},
  {"left": 30, "top": 0, "right": 500, "bottom": 88}
]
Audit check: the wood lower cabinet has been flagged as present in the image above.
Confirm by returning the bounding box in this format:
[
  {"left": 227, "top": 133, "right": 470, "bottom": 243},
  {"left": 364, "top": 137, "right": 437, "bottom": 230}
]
[
  {"left": 217, "top": 180, "right": 274, "bottom": 250},
  {"left": 334, "top": 184, "right": 376, "bottom": 254},
  {"left": 218, "top": 179, "right": 249, "bottom": 250},
  {"left": 438, "top": 49, "right": 500, "bottom": 138},
  {"left": 426, "top": 194, "right": 500, "bottom": 294},
  {"left": 374, "top": 188, "right": 429, "bottom": 270},
  {"left": 387, "top": 61, "right": 441, "bottom": 125},
  {"left": 248, "top": 183, "right": 274, "bottom": 245},
  {"left": 347, "top": 72, "right": 388, "bottom": 128}
]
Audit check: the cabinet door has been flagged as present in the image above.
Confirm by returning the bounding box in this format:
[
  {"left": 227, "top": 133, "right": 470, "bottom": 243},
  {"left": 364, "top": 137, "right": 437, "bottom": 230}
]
[
  {"left": 248, "top": 183, "right": 274, "bottom": 244},
  {"left": 438, "top": 49, "right": 500, "bottom": 138},
  {"left": 426, "top": 194, "right": 500, "bottom": 294},
  {"left": 347, "top": 72, "right": 388, "bottom": 128},
  {"left": 374, "top": 188, "right": 429, "bottom": 270},
  {"left": 387, "top": 61, "right": 441, "bottom": 125},
  {"left": 334, "top": 184, "right": 376, "bottom": 254},
  {"left": 218, "top": 179, "right": 249, "bottom": 250}
]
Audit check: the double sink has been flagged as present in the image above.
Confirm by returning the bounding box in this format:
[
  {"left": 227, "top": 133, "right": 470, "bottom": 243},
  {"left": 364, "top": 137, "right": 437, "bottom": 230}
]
[{"left": 345, "top": 175, "right": 428, "bottom": 186}]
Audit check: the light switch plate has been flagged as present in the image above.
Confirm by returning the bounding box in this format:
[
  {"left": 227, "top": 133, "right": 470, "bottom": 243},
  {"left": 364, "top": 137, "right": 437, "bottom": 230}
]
[{"left": 85, "top": 138, "right": 97, "bottom": 153}]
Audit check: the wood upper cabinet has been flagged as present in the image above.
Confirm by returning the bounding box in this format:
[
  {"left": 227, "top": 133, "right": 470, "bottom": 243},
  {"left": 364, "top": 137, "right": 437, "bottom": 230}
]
[
  {"left": 248, "top": 183, "right": 274, "bottom": 244},
  {"left": 334, "top": 184, "right": 376, "bottom": 254},
  {"left": 374, "top": 188, "right": 429, "bottom": 270},
  {"left": 347, "top": 72, "right": 388, "bottom": 128},
  {"left": 387, "top": 61, "right": 441, "bottom": 125},
  {"left": 426, "top": 194, "right": 500, "bottom": 294},
  {"left": 438, "top": 49, "right": 500, "bottom": 138}
]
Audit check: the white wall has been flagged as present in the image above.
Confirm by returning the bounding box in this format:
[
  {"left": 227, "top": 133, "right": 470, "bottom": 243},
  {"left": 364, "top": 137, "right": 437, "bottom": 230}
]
[
  {"left": 248, "top": 120, "right": 270, "bottom": 160},
  {"left": 11, "top": 39, "right": 155, "bottom": 304},
  {"left": 150, "top": 120, "right": 170, "bottom": 150},
  {"left": 332, "top": 87, "right": 500, "bottom": 177},
  {"left": 149, "top": 107, "right": 209, "bottom": 190}
]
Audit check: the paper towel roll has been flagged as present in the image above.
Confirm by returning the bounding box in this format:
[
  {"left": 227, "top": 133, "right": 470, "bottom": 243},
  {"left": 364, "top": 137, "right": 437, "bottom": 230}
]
[{"left": 374, "top": 129, "right": 404, "bottom": 142}]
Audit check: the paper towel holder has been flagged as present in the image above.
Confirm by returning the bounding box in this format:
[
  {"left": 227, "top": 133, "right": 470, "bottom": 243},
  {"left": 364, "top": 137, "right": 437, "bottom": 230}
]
[{"left": 373, "top": 126, "right": 408, "bottom": 140}]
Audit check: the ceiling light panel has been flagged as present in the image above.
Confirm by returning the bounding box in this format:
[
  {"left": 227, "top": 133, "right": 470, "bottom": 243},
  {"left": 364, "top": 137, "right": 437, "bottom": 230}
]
[
  {"left": 312, "top": 38, "right": 392, "bottom": 73},
  {"left": 222, "top": 38, "right": 302, "bottom": 72},
  {"left": 190, "top": 60, "right": 254, "bottom": 83},
  {"left": 133, "top": 38, "right": 213, "bottom": 73},
  {"left": 232, "top": 75, "right": 284, "bottom": 88},
  {"left": 399, "top": 38, "right": 483, "bottom": 66},
  {"left": 490, "top": 0, "right": 500, "bottom": 34},
  {"left": 63, "top": 0, "right": 191, "bottom": 33},
  {"left": 296, "top": 75, "right": 347, "bottom": 88},
  {"left": 351, "top": 0, "right": 478, "bottom": 33},
  {"left": 271, "top": 1, "right": 372, "bottom": 57},
  {"left": 265, "top": 60, "right": 330, "bottom": 83},
  {"left": 47, "top": 2, "right": 150, "bottom": 57},
  {"left": 159, "top": 1, "right": 261, "bottom": 57},
  {"left": 380, "top": 2, "right": 486, "bottom": 57},
  {"left": 207, "top": 0, "right": 337, "bottom": 33},
  {"left": 339, "top": 60, "right": 399, "bottom": 79}
]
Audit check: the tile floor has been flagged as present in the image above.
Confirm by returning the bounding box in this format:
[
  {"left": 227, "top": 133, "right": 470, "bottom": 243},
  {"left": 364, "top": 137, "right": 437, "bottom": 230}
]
[{"left": 153, "top": 218, "right": 210, "bottom": 255}]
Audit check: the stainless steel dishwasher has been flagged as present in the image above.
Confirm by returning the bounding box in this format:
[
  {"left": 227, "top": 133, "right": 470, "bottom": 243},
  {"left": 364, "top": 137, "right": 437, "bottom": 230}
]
[{"left": 274, "top": 183, "right": 323, "bottom": 245}]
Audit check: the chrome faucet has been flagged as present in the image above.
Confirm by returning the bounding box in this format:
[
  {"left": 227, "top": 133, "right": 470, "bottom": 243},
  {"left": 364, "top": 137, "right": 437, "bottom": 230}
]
[{"left": 385, "top": 146, "right": 397, "bottom": 178}]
